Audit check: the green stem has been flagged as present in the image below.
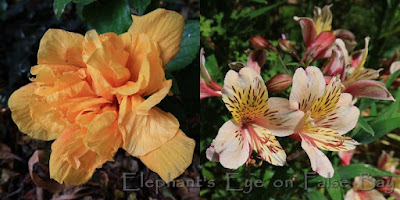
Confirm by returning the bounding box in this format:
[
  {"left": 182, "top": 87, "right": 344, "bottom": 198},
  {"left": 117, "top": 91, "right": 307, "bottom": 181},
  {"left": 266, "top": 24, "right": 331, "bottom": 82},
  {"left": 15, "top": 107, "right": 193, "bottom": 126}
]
[{"left": 277, "top": 53, "right": 289, "bottom": 74}]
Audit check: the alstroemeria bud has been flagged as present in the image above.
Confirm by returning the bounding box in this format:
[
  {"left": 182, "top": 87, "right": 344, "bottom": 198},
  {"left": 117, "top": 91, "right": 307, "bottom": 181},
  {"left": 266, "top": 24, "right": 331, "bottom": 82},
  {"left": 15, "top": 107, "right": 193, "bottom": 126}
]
[
  {"left": 266, "top": 73, "right": 292, "bottom": 93},
  {"left": 249, "top": 35, "right": 277, "bottom": 52},
  {"left": 279, "top": 39, "right": 296, "bottom": 54}
]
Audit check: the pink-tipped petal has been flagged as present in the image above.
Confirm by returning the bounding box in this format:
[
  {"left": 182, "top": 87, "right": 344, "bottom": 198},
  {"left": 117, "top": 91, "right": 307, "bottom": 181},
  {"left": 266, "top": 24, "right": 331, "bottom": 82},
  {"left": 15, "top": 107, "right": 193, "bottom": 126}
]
[
  {"left": 333, "top": 29, "right": 355, "bottom": 41},
  {"left": 323, "top": 46, "right": 345, "bottom": 77},
  {"left": 213, "top": 120, "right": 250, "bottom": 169},
  {"left": 305, "top": 31, "right": 336, "bottom": 63},
  {"left": 290, "top": 67, "right": 326, "bottom": 111},
  {"left": 338, "top": 150, "right": 355, "bottom": 166},
  {"left": 377, "top": 150, "right": 390, "bottom": 169},
  {"left": 344, "top": 80, "right": 395, "bottom": 101},
  {"left": 200, "top": 48, "right": 212, "bottom": 82},
  {"left": 301, "top": 138, "right": 334, "bottom": 178},
  {"left": 206, "top": 142, "right": 219, "bottom": 162},
  {"left": 200, "top": 77, "right": 222, "bottom": 100},
  {"left": 247, "top": 50, "right": 267, "bottom": 74},
  {"left": 293, "top": 16, "right": 317, "bottom": 48}
]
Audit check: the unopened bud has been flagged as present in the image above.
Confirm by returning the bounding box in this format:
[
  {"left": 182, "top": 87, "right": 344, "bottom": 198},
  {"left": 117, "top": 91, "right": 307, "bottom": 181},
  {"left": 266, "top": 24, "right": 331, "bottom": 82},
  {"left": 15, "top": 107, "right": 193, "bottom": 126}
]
[
  {"left": 249, "top": 35, "right": 277, "bottom": 52},
  {"left": 279, "top": 39, "right": 296, "bottom": 54},
  {"left": 266, "top": 73, "right": 292, "bottom": 93}
]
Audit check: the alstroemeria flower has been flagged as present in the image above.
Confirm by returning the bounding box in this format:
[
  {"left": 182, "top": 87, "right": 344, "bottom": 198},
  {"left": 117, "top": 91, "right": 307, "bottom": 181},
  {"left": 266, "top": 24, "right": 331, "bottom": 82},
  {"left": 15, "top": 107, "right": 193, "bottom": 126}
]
[
  {"left": 327, "top": 37, "right": 395, "bottom": 100},
  {"left": 289, "top": 66, "right": 360, "bottom": 178},
  {"left": 376, "top": 151, "right": 400, "bottom": 198},
  {"left": 338, "top": 150, "right": 355, "bottom": 166},
  {"left": 206, "top": 67, "right": 303, "bottom": 169},
  {"left": 200, "top": 48, "right": 222, "bottom": 100},
  {"left": 294, "top": 5, "right": 356, "bottom": 66},
  {"left": 345, "top": 176, "right": 386, "bottom": 200},
  {"left": 8, "top": 9, "right": 195, "bottom": 185}
]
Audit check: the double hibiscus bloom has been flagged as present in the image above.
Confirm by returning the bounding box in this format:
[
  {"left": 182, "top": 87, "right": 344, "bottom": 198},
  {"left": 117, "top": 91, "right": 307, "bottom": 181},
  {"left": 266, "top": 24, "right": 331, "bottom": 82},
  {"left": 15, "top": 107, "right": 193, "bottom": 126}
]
[{"left": 8, "top": 9, "right": 195, "bottom": 185}]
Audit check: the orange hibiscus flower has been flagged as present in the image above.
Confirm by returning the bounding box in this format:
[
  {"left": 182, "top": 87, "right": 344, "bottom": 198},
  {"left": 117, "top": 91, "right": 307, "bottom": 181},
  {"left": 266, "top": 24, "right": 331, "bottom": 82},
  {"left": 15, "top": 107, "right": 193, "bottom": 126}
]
[{"left": 8, "top": 9, "right": 195, "bottom": 185}]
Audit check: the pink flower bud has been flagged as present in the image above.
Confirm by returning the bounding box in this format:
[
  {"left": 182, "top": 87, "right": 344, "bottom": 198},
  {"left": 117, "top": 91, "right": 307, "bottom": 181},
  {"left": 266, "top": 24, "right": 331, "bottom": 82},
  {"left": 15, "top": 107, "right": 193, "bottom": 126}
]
[
  {"left": 278, "top": 39, "right": 296, "bottom": 54},
  {"left": 266, "top": 73, "right": 292, "bottom": 93},
  {"left": 249, "top": 35, "right": 277, "bottom": 52}
]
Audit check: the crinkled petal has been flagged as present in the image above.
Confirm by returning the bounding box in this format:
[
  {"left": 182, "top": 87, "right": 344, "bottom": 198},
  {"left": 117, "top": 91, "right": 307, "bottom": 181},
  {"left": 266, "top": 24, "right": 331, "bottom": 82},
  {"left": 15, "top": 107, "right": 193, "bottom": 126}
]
[
  {"left": 8, "top": 83, "right": 57, "bottom": 141},
  {"left": 254, "top": 97, "right": 304, "bottom": 137},
  {"left": 50, "top": 127, "right": 107, "bottom": 186},
  {"left": 213, "top": 120, "right": 250, "bottom": 169},
  {"left": 134, "top": 80, "right": 172, "bottom": 115},
  {"left": 116, "top": 33, "right": 164, "bottom": 96},
  {"left": 38, "top": 29, "right": 85, "bottom": 67},
  {"left": 301, "top": 138, "right": 334, "bottom": 178},
  {"left": 139, "top": 129, "right": 195, "bottom": 182},
  {"left": 222, "top": 67, "right": 268, "bottom": 123},
  {"left": 289, "top": 67, "right": 325, "bottom": 111},
  {"left": 119, "top": 96, "right": 179, "bottom": 157},
  {"left": 30, "top": 64, "right": 80, "bottom": 85},
  {"left": 316, "top": 93, "right": 360, "bottom": 135},
  {"left": 344, "top": 80, "right": 395, "bottom": 101},
  {"left": 128, "top": 9, "right": 184, "bottom": 66},
  {"left": 85, "top": 110, "right": 122, "bottom": 160}
]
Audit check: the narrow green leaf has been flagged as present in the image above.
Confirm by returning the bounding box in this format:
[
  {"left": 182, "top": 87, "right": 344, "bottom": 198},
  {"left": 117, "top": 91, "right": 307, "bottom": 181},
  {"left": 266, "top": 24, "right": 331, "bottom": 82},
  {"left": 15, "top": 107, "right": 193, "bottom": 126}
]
[
  {"left": 248, "top": 0, "right": 285, "bottom": 19},
  {"left": 357, "top": 116, "right": 375, "bottom": 136},
  {"left": 386, "top": 69, "right": 400, "bottom": 87},
  {"left": 53, "top": 0, "right": 71, "bottom": 19},
  {"left": 353, "top": 116, "right": 400, "bottom": 144},
  {"left": 82, "top": 0, "right": 132, "bottom": 34},
  {"left": 166, "top": 21, "right": 200, "bottom": 72},
  {"left": 324, "top": 172, "right": 344, "bottom": 200},
  {"left": 337, "top": 164, "right": 400, "bottom": 179},
  {"left": 128, "top": 0, "right": 151, "bottom": 15},
  {"left": 72, "top": 0, "right": 95, "bottom": 5}
]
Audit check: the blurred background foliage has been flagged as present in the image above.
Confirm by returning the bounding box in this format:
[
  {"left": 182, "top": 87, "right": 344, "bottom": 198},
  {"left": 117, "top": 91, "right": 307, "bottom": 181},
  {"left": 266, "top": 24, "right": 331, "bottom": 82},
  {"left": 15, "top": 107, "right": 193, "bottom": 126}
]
[
  {"left": 200, "top": 0, "right": 400, "bottom": 199},
  {"left": 0, "top": 0, "right": 199, "bottom": 199}
]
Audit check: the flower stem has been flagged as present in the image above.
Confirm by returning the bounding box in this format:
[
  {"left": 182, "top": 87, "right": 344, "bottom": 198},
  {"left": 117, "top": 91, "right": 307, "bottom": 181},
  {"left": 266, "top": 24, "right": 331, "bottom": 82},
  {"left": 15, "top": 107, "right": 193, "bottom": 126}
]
[{"left": 277, "top": 53, "right": 290, "bottom": 74}]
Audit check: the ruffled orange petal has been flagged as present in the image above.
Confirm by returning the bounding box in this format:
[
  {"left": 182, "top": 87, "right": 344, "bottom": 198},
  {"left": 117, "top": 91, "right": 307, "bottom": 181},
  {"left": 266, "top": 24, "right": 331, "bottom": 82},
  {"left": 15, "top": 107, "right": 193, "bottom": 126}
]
[
  {"left": 134, "top": 80, "right": 172, "bottom": 115},
  {"left": 50, "top": 127, "right": 107, "bottom": 186},
  {"left": 118, "top": 96, "right": 179, "bottom": 157},
  {"left": 30, "top": 64, "right": 80, "bottom": 85},
  {"left": 8, "top": 83, "right": 58, "bottom": 141},
  {"left": 139, "top": 129, "right": 195, "bottom": 182},
  {"left": 85, "top": 110, "right": 122, "bottom": 160},
  {"left": 116, "top": 33, "right": 164, "bottom": 96},
  {"left": 128, "top": 9, "right": 184, "bottom": 66},
  {"left": 38, "top": 29, "right": 85, "bottom": 67}
]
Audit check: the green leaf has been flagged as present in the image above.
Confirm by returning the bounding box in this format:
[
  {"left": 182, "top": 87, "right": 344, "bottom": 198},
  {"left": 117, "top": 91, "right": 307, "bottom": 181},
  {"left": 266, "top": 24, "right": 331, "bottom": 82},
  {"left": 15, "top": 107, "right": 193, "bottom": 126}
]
[
  {"left": 306, "top": 189, "right": 328, "bottom": 200},
  {"left": 129, "top": 0, "right": 151, "bottom": 15},
  {"left": 72, "top": 0, "right": 95, "bottom": 5},
  {"left": 324, "top": 172, "right": 343, "bottom": 200},
  {"left": 357, "top": 116, "right": 375, "bottom": 136},
  {"left": 166, "top": 21, "right": 200, "bottom": 72},
  {"left": 53, "top": 0, "right": 71, "bottom": 19},
  {"left": 205, "top": 54, "right": 223, "bottom": 83},
  {"left": 248, "top": 0, "right": 285, "bottom": 19},
  {"left": 82, "top": 0, "right": 132, "bottom": 34},
  {"left": 386, "top": 68, "right": 400, "bottom": 87},
  {"left": 353, "top": 116, "right": 400, "bottom": 144},
  {"left": 337, "top": 164, "right": 400, "bottom": 179}
]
